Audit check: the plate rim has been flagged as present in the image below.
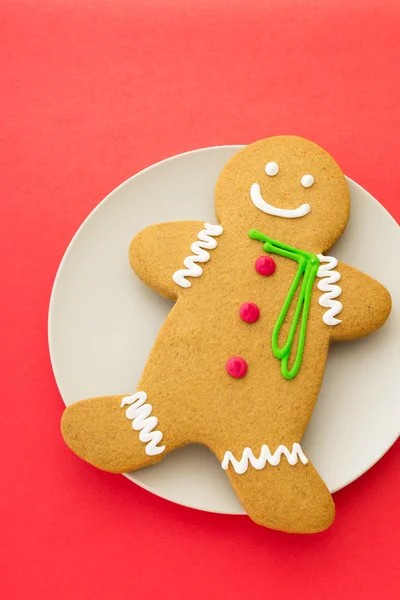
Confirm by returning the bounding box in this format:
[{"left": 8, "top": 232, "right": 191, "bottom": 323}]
[{"left": 48, "top": 145, "right": 399, "bottom": 515}]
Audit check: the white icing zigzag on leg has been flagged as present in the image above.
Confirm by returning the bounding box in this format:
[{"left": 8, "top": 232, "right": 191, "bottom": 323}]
[
  {"left": 121, "top": 392, "right": 165, "bottom": 456},
  {"left": 172, "top": 223, "right": 224, "bottom": 288},
  {"left": 221, "top": 443, "right": 308, "bottom": 475},
  {"left": 316, "top": 254, "right": 343, "bottom": 326}
]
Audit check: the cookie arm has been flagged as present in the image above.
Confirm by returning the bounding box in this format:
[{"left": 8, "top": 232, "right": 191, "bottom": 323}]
[
  {"left": 129, "top": 221, "right": 219, "bottom": 300},
  {"left": 328, "top": 262, "right": 392, "bottom": 341}
]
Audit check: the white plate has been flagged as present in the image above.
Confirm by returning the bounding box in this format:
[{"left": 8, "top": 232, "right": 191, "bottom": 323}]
[{"left": 49, "top": 146, "right": 399, "bottom": 515}]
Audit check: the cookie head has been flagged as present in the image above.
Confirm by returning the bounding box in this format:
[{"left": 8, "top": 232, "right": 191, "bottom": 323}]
[{"left": 215, "top": 136, "right": 350, "bottom": 252}]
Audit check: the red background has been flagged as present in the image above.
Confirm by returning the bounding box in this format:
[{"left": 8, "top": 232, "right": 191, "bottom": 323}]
[{"left": 1, "top": 1, "right": 399, "bottom": 598}]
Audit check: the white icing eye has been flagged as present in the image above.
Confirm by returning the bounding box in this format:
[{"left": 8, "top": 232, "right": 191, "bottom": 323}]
[
  {"left": 301, "top": 174, "right": 314, "bottom": 188},
  {"left": 265, "top": 162, "right": 279, "bottom": 176}
]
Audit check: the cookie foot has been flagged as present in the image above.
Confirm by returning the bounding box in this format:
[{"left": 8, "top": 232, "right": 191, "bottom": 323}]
[
  {"left": 223, "top": 456, "right": 335, "bottom": 533},
  {"left": 61, "top": 393, "right": 167, "bottom": 473}
]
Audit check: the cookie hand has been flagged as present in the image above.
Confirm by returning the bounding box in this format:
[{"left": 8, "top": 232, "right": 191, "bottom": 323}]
[
  {"left": 327, "top": 262, "right": 392, "bottom": 341},
  {"left": 129, "top": 221, "right": 216, "bottom": 300}
]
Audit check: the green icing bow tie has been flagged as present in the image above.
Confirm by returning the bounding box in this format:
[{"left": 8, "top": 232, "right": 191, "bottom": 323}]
[{"left": 249, "top": 229, "right": 321, "bottom": 380}]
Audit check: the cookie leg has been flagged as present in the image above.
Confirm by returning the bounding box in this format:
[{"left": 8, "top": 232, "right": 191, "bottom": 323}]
[
  {"left": 221, "top": 452, "right": 335, "bottom": 533},
  {"left": 61, "top": 390, "right": 176, "bottom": 473}
]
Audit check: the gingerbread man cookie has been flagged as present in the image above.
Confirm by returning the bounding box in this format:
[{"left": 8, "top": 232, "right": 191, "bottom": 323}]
[{"left": 61, "top": 136, "right": 391, "bottom": 533}]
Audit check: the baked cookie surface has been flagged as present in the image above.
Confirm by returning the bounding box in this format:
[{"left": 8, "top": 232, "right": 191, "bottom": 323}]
[{"left": 61, "top": 136, "right": 391, "bottom": 533}]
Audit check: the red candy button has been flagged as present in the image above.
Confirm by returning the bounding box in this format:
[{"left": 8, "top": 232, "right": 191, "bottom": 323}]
[
  {"left": 255, "top": 255, "right": 276, "bottom": 276},
  {"left": 239, "top": 302, "right": 260, "bottom": 323},
  {"left": 226, "top": 357, "right": 248, "bottom": 378}
]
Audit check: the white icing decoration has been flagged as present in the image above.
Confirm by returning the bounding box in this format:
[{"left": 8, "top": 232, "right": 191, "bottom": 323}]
[
  {"left": 316, "top": 255, "right": 343, "bottom": 326},
  {"left": 301, "top": 174, "right": 314, "bottom": 188},
  {"left": 172, "top": 223, "right": 223, "bottom": 288},
  {"left": 265, "top": 161, "right": 279, "bottom": 176},
  {"left": 221, "top": 443, "right": 308, "bottom": 475},
  {"left": 250, "top": 183, "right": 311, "bottom": 219},
  {"left": 121, "top": 392, "right": 165, "bottom": 456}
]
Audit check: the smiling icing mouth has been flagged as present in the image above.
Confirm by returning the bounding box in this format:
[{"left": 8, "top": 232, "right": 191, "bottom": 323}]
[{"left": 250, "top": 183, "right": 311, "bottom": 219}]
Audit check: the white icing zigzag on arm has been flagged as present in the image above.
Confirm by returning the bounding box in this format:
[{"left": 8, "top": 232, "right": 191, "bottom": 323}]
[
  {"left": 221, "top": 443, "right": 308, "bottom": 475},
  {"left": 172, "top": 223, "right": 224, "bottom": 288},
  {"left": 316, "top": 255, "right": 343, "bottom": 326},
  {"left": 121, "top": 392, "right": 165, "bottom": 456}
]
